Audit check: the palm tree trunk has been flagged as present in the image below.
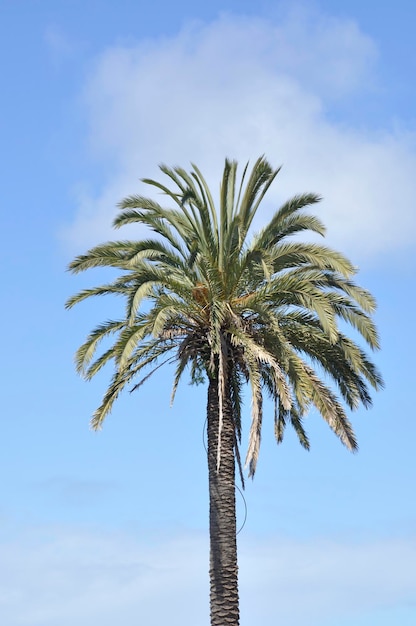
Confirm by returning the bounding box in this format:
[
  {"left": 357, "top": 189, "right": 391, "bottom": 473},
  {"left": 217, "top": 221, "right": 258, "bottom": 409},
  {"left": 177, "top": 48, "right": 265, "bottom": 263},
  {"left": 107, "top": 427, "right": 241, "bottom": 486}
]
[{"left": 207, "top": 376, "right": 240, "bottom": 626}]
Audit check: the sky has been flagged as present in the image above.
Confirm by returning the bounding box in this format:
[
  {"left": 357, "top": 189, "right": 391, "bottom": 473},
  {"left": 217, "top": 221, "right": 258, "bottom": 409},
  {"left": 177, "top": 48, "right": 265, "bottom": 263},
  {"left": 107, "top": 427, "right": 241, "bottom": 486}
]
[{"left": 1, "top": 0, "right": 415, "bottom": 624}]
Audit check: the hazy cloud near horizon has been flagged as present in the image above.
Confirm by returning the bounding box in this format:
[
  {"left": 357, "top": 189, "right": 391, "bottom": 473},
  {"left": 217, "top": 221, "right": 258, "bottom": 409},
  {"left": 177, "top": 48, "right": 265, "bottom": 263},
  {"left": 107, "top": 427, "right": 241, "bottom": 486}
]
[
  {"left": 62, "top": 9, "right": 416, "bottom": 260},
  {"left": 1, "top": 522, "right": 414, "bottom": 625}
]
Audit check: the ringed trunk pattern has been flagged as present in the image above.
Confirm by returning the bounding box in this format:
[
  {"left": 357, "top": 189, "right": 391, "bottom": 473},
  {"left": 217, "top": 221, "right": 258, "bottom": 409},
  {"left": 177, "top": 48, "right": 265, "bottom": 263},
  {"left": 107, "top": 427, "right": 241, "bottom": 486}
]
[{"left": 207, "top": 377, "right": 240, "bottom": 626}]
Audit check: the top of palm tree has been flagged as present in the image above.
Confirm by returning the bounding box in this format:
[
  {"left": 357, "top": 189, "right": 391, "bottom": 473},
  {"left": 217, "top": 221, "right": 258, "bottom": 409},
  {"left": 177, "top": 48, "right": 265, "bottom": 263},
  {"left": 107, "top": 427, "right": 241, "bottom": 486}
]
[{"left": 66, "top": 156, "right": 383, "bottom": 478}]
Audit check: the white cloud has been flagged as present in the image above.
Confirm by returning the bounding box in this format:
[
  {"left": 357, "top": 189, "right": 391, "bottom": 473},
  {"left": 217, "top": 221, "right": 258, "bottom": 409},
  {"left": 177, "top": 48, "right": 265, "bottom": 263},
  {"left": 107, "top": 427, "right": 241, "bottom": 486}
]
[
  {"left": 0, "top": 523, "right": 415, "bottom": 625},
  {"left": 62, "top": 8, "right": 416, "bottom": 261}
]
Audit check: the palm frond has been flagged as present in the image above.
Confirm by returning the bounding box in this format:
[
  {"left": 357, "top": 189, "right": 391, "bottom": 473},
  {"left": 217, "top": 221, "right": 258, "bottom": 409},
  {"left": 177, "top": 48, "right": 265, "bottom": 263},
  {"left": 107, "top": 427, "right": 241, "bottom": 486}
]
[{"left": 75, "top": 319, "right": 125, "bottom": 375}]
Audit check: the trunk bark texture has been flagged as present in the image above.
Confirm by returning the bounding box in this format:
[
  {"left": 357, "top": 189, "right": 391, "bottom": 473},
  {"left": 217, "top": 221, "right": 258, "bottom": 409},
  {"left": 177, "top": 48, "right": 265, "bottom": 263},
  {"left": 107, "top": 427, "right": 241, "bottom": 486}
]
[{"left": 207, "top": 377, "right": 240, "bottom": 626}]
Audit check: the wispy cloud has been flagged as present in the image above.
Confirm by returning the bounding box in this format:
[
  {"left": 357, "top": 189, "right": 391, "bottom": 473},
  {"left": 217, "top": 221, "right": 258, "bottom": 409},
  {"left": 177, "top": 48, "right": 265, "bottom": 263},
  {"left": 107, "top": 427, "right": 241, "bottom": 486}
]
[
  {"left": 61, "top": 8, "right": 416, "bottom": 261},
  {"left": 0, "top": 523, "right": 414, "bottom": 625},
  {"left": 33, "top": 476, "right": 118, "bottom": 507},
  {"left": 44, "top": 25, "right": 80, "bottom": 67}
]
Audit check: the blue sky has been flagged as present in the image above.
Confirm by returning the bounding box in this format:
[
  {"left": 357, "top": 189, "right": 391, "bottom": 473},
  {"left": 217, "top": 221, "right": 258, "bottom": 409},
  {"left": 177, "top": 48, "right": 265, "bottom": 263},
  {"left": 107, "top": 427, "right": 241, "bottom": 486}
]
[{"left": 1, "top": 1, "right": 415, "bottom": 624}]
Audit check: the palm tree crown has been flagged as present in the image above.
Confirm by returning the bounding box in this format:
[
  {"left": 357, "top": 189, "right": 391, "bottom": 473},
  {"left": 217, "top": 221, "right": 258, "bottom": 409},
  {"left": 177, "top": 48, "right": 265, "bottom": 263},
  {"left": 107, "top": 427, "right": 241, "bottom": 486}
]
[{"left": 67, "top": 156, "right": 382, "bottom": 477}]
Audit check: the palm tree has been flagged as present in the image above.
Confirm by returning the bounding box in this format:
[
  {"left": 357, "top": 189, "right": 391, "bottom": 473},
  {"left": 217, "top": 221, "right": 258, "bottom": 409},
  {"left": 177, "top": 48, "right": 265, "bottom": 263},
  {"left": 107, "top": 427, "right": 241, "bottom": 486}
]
[{"left": 66, "top": 157, "right": 383, "bottom": 626}]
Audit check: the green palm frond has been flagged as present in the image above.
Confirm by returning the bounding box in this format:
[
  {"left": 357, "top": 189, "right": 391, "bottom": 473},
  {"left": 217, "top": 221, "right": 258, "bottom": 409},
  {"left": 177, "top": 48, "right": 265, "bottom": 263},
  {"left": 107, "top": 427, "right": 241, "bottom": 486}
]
[
  {"left": 65, "top": 280, "right": 132, "bottom": 309},
  {"left": 75, "top": 319, "right": 125, "bottom": 375}
]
